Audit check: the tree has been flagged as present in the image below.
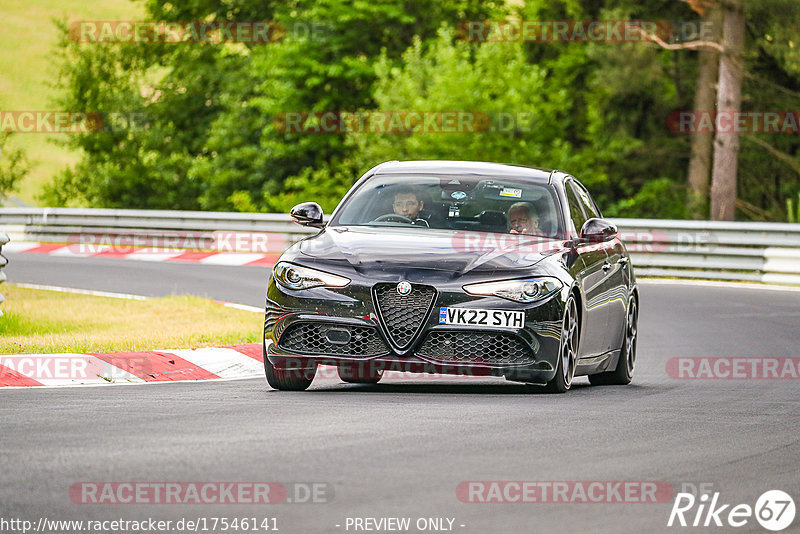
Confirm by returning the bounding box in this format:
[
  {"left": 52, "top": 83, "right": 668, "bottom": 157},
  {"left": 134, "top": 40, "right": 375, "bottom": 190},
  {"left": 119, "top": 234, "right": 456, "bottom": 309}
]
[
  {"left": 0, "top": 134, "right": 28, "bottom": 202},
  {"left": 709, "top": 0, "right": 745, "bottom": 220},
  {"left": 687, "top": 2, "right": 722, "bottom": 218},
  {"left": 44, "top": 0, "right": 502, "bottom": 211},
  {"left": 635, "top": 0, "right": 800, "bottom": 221},
  {"left": 42, "top": 0, "right": 800, "bottom": 221}
]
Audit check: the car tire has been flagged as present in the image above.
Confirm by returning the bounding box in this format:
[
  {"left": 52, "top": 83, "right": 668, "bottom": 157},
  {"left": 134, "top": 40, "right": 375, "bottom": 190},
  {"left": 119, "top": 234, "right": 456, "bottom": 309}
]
[
  {"left": 589, "top": 295, "right": 637, "bottom": 386},
  {"left": 338, "top": 362, "right": 383, "bottom": 384},
  {"left": 263, "top": 342, "right": 316, "bottom": 391},
  {"left": 542, "top": 294, "right": 579, "bottom": 394}
]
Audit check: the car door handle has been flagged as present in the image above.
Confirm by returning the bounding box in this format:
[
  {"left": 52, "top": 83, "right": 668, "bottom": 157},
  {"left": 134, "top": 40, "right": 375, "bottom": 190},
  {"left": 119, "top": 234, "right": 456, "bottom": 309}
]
[
  {"left": 602, "top": 261, "right": 612, "bottom": 272},
  {"left": 617, "top": 257, "right": 629, "bottom": 265}
]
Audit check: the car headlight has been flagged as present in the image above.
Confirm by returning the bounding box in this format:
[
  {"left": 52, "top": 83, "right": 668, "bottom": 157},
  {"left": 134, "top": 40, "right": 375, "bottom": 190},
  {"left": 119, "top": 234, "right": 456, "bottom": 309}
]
[
  {"left": 463, "top": 277, "right": 562, "bottom": 303},
  {"left": 273, "top": 262, "right": 350, "bottom": 290}
]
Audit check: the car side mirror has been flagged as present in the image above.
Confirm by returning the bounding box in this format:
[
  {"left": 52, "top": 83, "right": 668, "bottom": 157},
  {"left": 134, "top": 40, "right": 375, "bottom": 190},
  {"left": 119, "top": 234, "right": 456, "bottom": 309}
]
[
  {"left": 290, "top": 202, "right": 324, "bottom": 228},
  {"left": 579, "top": 218, "right": 617, "bottom": 243}
]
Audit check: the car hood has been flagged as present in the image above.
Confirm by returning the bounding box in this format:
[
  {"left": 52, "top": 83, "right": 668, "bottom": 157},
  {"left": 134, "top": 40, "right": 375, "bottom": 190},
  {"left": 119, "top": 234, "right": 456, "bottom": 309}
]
[{"left": 297, "top": 226, "right": 565, "bottom": 276}]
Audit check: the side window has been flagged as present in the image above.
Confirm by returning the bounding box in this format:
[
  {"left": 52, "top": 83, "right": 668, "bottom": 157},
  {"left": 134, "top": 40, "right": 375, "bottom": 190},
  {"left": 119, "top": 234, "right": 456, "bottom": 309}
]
[
  {"left": 565, "top": 181, "right": 587, "bottom": 234},
  {"left": 571, "top": 180, "right": 601, "bottom": 219}
]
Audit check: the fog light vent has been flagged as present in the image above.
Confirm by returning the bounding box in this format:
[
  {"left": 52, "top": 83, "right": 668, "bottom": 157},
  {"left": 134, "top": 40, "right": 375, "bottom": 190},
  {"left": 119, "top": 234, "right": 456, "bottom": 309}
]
[{"left": 325, "top": 328, "right": 352, "bottom": 345}]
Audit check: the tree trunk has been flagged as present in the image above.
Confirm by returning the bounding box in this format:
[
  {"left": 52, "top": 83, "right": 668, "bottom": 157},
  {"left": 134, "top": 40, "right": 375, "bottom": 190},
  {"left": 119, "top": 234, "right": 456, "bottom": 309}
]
[
  {"left": 687, "top": 5, "right": 722, "bottom": 219},
  {"left": 709, "top": 1, "right": 745, "bottom": 221}
]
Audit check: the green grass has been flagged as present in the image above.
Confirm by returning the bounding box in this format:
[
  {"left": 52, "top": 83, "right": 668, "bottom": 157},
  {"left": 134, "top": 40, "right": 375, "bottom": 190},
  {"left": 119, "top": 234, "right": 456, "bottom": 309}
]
[
  {"left": 0, "top": 0, "right": 144, "bottom": 205},
  {"left": 0, "top": 285, "right": 262, "bottom": 354}
]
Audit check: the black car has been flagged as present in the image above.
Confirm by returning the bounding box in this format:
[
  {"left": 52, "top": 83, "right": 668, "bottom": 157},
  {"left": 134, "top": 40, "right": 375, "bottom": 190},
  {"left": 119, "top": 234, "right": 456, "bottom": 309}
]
[{"left": 263, "top": 160, "right": 638, "bottom": 393}]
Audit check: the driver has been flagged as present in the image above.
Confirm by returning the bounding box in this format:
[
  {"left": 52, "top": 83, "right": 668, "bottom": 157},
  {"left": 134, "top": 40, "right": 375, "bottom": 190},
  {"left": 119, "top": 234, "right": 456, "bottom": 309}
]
[
  {"left": 390, "top": 186, "right": 429, "bottom": 226},
  {"left": 508, "top": 202, "right": 541, "bottom": 235}
]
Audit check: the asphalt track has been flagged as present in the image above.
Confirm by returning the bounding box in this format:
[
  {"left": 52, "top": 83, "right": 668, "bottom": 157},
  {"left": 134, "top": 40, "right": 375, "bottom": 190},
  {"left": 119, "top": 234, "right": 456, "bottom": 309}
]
[{"left": 2, "top": 253, "right": 799, "bottom": 533}]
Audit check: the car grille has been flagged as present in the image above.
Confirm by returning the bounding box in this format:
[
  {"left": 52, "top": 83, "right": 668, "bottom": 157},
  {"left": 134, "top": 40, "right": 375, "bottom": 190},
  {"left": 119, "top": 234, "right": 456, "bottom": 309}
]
[
  {"left": 373, "top": 283, "right": 436, "bottom": 348},
  {"left": 416, "top": 331, "right": 535, "bottom": 366},
  {"left": 278, "top": 322, "right": 389, "bottom": 357}
]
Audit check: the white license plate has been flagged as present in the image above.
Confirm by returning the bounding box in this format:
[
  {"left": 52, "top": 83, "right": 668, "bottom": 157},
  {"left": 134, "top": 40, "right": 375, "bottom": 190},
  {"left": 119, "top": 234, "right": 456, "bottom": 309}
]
[{"left": 438, "top": 307, "right": 525, "bottom": 328}]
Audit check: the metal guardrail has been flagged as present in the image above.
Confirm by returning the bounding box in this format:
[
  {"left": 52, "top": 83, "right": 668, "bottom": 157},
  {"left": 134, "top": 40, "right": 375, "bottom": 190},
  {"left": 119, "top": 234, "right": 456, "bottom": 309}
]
[
  {"left": 0, "top": 231, "right": 8, "bottom": 314},
  {"left": 0, "top": 207, "right": 314, "bottom": 255},
  {"left": 1, "top": 208, "right": 799, "bottom": 285},
  {"left": 0, "top": 207, "right": 315, "bottom": 242},
  {"left": 607, "top": 218, "right": 800, "bottom": 285}
]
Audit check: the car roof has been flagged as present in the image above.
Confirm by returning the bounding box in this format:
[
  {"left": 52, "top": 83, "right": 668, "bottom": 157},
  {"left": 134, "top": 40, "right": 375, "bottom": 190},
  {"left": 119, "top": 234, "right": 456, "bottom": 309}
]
[{"left": 373, "top": 160, "right": 560, "bottom": 183}]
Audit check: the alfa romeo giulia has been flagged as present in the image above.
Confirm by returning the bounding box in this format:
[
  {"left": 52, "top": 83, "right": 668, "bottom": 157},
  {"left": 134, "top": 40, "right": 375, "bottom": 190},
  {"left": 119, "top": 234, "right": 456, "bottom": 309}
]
[{"left": 263, "top": 160, "right": 638, "bottom": 393}]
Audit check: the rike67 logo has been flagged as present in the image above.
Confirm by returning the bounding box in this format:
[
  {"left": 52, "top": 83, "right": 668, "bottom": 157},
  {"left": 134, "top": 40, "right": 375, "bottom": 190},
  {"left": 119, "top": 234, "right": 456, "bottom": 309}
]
[{"left": 668, "top": 490, "right": 795, "bottom": 531}]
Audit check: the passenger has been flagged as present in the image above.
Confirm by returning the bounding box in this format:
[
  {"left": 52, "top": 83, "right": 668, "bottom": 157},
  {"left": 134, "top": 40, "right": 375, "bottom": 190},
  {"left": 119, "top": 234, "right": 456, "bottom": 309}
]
[{"left": 507, "top": 202, "right": 541, "bottom": 235}]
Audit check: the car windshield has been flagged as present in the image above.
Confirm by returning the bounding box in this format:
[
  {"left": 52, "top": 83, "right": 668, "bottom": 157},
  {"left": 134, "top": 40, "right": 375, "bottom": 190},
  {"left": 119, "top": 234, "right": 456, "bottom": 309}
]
[{"left": 331, "top": 173, "right": 564, "bottom": 238}]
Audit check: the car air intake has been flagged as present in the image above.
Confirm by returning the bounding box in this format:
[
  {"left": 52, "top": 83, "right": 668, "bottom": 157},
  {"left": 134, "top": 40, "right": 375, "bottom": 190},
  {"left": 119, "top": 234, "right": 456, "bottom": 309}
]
[
  {"left": 373, "top": 283, "right": 436, "bottom": 349},
  {"left": 416, "top": 331, "right": 535, "bottom": 365},
  {"left": 278, "top": 322, "right": 389, "bottom": 357}
]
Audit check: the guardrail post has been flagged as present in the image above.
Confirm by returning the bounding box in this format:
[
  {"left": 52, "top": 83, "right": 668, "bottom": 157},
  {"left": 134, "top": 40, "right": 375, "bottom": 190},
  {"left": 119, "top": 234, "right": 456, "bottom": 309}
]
[{"left": 0, "top": 231, "right": 8, "bottom": 316}]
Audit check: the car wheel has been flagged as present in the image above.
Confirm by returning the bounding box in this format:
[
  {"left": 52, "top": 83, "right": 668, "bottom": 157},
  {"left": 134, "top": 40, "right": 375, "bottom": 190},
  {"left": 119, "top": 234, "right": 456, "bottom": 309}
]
[
  {"left": 263, "top": 342, "right": 316, "bottom": 391},
  {"left": 589, "top": 295, "right": 637, "bottom": 386},
  {"left": 542, "top": 295, "right": 579, "bottom": 394},
  {"left": 338, "top": 362, "right": 384, "bottom": 384}
]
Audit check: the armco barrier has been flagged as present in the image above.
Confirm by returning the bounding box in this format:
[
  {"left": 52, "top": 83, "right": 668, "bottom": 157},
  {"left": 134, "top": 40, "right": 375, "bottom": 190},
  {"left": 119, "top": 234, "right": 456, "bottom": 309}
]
[
  {"left": 0, "top": 208, "right": 799, "bottom": 285},
  {"left": 0, "top": 231, "right": 8, "bottom": 314},
  {"left": 0, "top": 207, "right": 315, "bottom": 246},
  {"left": 608, "top": 218, "right": 800, "bottom": 285}
]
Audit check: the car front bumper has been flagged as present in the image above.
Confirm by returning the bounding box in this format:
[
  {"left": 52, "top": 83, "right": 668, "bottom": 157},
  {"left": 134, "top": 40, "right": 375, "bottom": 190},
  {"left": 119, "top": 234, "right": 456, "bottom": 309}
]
[{"left": 264, "top": 276, "right": 568, "bottom": 384}]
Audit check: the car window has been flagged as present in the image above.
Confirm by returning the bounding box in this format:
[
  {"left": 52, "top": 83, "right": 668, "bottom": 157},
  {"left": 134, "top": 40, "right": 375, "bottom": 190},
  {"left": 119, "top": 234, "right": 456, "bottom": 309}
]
[
  {"left": 571, "top": 180, "right": 601, "bottom": 219},
  {"left": 565, "top": 181, "right": 587, "bottom": 234},
  {"left": 331, "top": 173, "right": 565, "bottom": 237}
]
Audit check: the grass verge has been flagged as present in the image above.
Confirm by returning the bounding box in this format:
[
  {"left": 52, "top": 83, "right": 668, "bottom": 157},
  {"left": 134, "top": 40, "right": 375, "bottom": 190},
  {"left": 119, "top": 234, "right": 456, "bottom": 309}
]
[
  {"left": 1, "top": 0, "right": 143, "bottom": 204},
  {"left": 0, "top": 285, "right": 261, "bottom": 354}
]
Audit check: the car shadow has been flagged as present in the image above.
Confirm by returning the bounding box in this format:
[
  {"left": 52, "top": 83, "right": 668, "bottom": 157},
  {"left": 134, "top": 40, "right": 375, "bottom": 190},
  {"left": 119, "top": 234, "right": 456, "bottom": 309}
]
[{"left": 300, "top": 380, "right": 649, "bottom": 395}]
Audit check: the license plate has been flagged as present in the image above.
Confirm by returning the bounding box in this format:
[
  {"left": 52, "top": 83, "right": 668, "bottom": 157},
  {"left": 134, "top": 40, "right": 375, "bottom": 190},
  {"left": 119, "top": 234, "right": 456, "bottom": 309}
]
[{"left": 438, "top": 307, "right": 525, "bottom": 328}]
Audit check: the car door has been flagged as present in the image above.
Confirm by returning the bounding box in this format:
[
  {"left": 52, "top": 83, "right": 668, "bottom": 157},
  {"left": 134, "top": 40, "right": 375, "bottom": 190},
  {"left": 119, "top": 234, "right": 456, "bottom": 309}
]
[
  {"left": 565, "top": 179, "right": 609, "bottom": 358},
  {"left": 571, "top": 179, "right": 628, "bottom": 352}
]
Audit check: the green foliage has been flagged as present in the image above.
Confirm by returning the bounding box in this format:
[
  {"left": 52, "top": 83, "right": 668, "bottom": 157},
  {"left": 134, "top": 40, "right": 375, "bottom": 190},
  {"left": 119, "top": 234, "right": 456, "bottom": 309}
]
[
  {"left": 44, "top": 0, "right": 502, "bottom": 211},
  {"left": 0, "top": 134, "right": 29, "bottom": 201},
  {"left": 42, "top": 0, "right": 800, "bottom": 221},
  {"left": 605, "top": 178, "right": 689, "bottom": 219},
  {"left": 350, "top": 28, "right": 612, "bottom": 183},
  {"left": 788, "top": 193, "right": 800, "bottom": 224},
  {"left": 190, "top": 0, "right": 504, "bottom": 211}
]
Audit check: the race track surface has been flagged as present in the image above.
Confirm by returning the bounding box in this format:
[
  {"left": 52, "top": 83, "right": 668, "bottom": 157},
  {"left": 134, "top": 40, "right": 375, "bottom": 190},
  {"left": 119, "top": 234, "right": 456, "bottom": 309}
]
[{"left": 2, "top": 254, "right": 799, "bottom": 533}]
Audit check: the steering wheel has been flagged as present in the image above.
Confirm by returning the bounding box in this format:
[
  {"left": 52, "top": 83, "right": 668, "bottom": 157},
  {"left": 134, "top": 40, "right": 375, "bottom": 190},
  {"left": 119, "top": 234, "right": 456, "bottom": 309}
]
[{"left": 372, "top": 213, "right": 414, "bottom": 224}]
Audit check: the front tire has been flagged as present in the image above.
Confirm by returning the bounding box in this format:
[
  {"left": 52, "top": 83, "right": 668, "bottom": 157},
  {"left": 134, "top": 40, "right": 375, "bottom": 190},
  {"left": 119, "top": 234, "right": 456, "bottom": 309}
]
[
  {"left": 263, "top": 342, "right": 316, "bottom": 391},
  {"left": 542, "top": 295, "right": 579, "bottom": 394},
  {"left": 589, "top": 296, "right": 637, "bottom": 386}
]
